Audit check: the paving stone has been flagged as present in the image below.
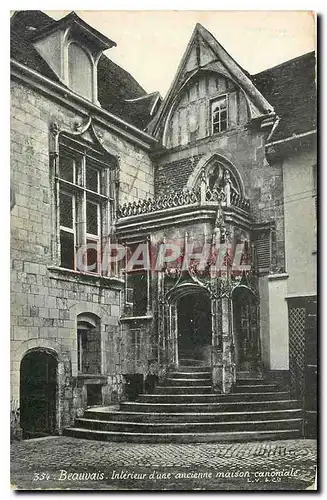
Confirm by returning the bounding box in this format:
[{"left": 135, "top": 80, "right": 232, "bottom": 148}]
[{"left": 10, "top": 437, "right": 317, "bottom": 491}]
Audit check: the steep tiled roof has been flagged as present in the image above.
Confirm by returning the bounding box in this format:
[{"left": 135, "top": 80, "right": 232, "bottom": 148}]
[
  {"left": 253, "top": 52, "right": 316, "bottom": 142},
  {"left": 11, "top": 11, "right": 60, "bottom": 81},
  {"left": 11, "top": 12, "right": 316, "bottom": 138},
  {"left": 118, "top": 93, "right": 161, "bottom": 130},
  {"left": 10, "top": 10, "right": 156, "bottom": 130},
  {"left": 96, "top": 55, "right": 155, "bottom": 128}
]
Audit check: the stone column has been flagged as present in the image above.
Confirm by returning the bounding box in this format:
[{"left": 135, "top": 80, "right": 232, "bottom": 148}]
[
  {"left": 211, "top": 293, "right": 223, "bottom": 392},
  {"left": 169, "top": 304, "right": 178, "bottom": 367},
  {"left": 221, "top": 295, "right": 235, "bottom": 393},
  {"left": 159, "top": 301, "right": 170, "bottom": 380},
  {"left": 157, "top": 272, "right": 165, "bottom": 368}
]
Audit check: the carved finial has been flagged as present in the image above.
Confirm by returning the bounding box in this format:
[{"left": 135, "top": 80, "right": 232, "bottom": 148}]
[
  {"left": 50, "top": 122, "right": 60, "bottom": 137},
  {"left": 97, "top": 130, "right": 104, "bottom": 143},
  {"left": 74, "top": 121, "right": 83, "bottom": 133},
  {"left": 200, "top": 167, "right": 206, "bottom": 183},
  {"left": 49, "top": 122, "right": 61, "bottom": 156},
  {"left": 190, "top": 156, "right": 196, "bottom": 167},
  {"left": 73, "top": 116, "right": 92, "bottom": 134}
]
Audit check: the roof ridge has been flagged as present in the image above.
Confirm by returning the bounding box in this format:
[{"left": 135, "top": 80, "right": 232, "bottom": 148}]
[
  {"left": 11, "top": 10, "right": 54, "bottom": 31},
  {"left": 125, "top": 91, "right": 161, "bottom": 103},
  {"left": 195, "top": 22, "right": 252, "bottom": 79}
]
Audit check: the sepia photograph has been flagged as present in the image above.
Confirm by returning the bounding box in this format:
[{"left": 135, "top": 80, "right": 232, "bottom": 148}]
[{"left": 10, "top": 8, "right": 317, "bottom": 491}]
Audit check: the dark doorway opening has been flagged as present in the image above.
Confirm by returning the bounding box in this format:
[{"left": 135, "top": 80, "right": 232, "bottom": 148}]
[
  {"left": 86, "top": 384, "right": 103, "bottom": 406},
  {"left": 20, "top": 350, "right": 57, "bottom": 439},
  {"left": 177, "top": 293, "right": 211, "bottom": 364}
]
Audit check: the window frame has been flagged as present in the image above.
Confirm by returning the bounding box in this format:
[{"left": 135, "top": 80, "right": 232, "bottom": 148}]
[
  {"left": 210, "top": 94, "right": 229, "bottom": 135},
  {"left": 55, "top": 135, "right": 112, "bottom": 276},
  {"left": 77, "top": 314, "right": 101, "bottom": 375},
  {"left": 123, "top": 240, "right": 151, "bottom": 317}
]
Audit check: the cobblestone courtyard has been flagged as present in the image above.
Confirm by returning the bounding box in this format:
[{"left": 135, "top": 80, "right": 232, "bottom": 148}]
[{"left": 11, "top": 437, "right": 317, "bottom": 491}]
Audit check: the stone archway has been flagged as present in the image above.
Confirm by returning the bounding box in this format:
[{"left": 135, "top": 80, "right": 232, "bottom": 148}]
[
  {"left": 186, "top": 151, "right": 246, "bottom": 197},
  {"left": 11, "top": 338, "right": 69, "bottom": 436},
  {"left": 165, "top": 282, "right": 212, "bottom": 368}
]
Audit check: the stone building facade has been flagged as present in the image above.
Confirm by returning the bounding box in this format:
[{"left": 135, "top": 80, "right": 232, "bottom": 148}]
[{"left": 10, "top": 11, "right": 316, "bottom": 439}]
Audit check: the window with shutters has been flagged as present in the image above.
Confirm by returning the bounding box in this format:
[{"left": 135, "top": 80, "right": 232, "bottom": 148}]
[{"left": 252, "top": 229, "right": 272, "bottom": 274}]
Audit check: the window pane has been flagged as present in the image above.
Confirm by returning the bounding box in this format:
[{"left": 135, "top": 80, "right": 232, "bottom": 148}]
[
  {"left": 219, "top": 97, "right": 227, "bottom": 109},
  {"left": 211, "top": 96, "right": 228, "bottom": 134},
  {"left": 212, "top": 101, "right": 219, "bottom": 112},
  {"left": 86, "top": 239, "right": 99, "bottom": 273},
  {"left": 213, "top": 122, "right": 220, "bottom": 134},
  {"left": 60, "top": 230, "right": 75, "bottom": 269},
  {"left": 221, "top": 110, "right": 227, "bottom": 121},
  {"left": 221, "top": 120, "right": 227, "bottom": 132},
  {"left": 77, "top": 326, "right": 101, "bottom": 374},
  {"left": 59, "top": 156, "right": 74, "bottom": 183},
  {"left": 86, "top": 165, "right": 99, "bottom": 192},
  {"left": 60, "top": 192, "right": 73, "bottom": 228},
  {"left": 86, "top": 200, "right": 99, "bottom": 235},
  {"left": 131, "top": 272, "right": 147, "bottom": 316}
]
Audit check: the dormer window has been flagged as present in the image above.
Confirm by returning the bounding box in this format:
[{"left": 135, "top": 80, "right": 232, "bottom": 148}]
[
  {"left": 30, "top": 11, "right": 116, "bottom": 104},
  {"left": 211, "top": 95, "right": 228, "bottom": 134},
  {"left": 68, "top": 43, "right": 93, "bottom": 101}
]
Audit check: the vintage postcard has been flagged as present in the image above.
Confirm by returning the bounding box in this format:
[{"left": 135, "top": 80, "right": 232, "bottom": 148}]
[{"left": 10, "top": 9, "right": 317, "bottom": 491}]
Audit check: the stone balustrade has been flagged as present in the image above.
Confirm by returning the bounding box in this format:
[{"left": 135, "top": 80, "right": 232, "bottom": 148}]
[{"left": 117, "top": 185, "right": 250, "bottom": 218}]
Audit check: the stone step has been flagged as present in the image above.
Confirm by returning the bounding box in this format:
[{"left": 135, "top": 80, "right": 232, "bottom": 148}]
[
  {"left": 177, "top": 365, "right": 211, "bottom": 372},
  {"left": 155, "top": 385, "right": 213, "bottom": 394},
  {"left": 74, "top": 417, "right": 302, "bottom": 434},
  {"left": 232, "top": 384, "right": 279, "bottom": 393},
  {"left": 237, "top": 372, "right": 265, "bottom": 380},
  {"left": 64, "top": 427, "right": 302, "bottom": 443},
  {"left": 119, "top": 399, "right": 300, "bottom": 413},
  {"left": 137, "top": 392, "right": 290, "bottom": 404},
  {"left": 236, "top": 378, "right": 273, "bottom": 385},
  {"left": 84, "top": 407, "right": 302, "bottom": 423},
  {"left": 178, "top": 359, "right": 206, "bottom": 366},
  {"left": 168, "top": 371, "right": 212, "bottom": 379},
  {"left": 164, "top": 378, "right": 212, "bottom": 386}
]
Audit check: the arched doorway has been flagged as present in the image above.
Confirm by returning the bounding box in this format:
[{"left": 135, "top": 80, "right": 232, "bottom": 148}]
[
  {"left": 232, "top": 286, "right": 260, "bottom": 373},
  {"left": 177, "top": 293, "right": 211, "bottom": 365},
  {"left": 20, "top": 349, "right": 57, "bottom": 439}
]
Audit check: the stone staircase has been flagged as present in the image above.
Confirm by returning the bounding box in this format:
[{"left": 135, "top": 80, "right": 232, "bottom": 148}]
[{"left": 64, "top": 365, "right": 303, "bottom": 443}]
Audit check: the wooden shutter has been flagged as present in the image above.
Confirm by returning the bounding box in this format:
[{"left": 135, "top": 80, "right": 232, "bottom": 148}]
[{"left": 253, "top": 229, "right": 271, "bottom": 273}]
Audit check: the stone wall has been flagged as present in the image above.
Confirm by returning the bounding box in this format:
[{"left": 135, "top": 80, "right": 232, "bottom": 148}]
[
  {"left": 282, "top": 147, "right": 316, "bottom": 296},
  {"left": 10, "top": 79, "right": 154, "bottom": 431}
]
